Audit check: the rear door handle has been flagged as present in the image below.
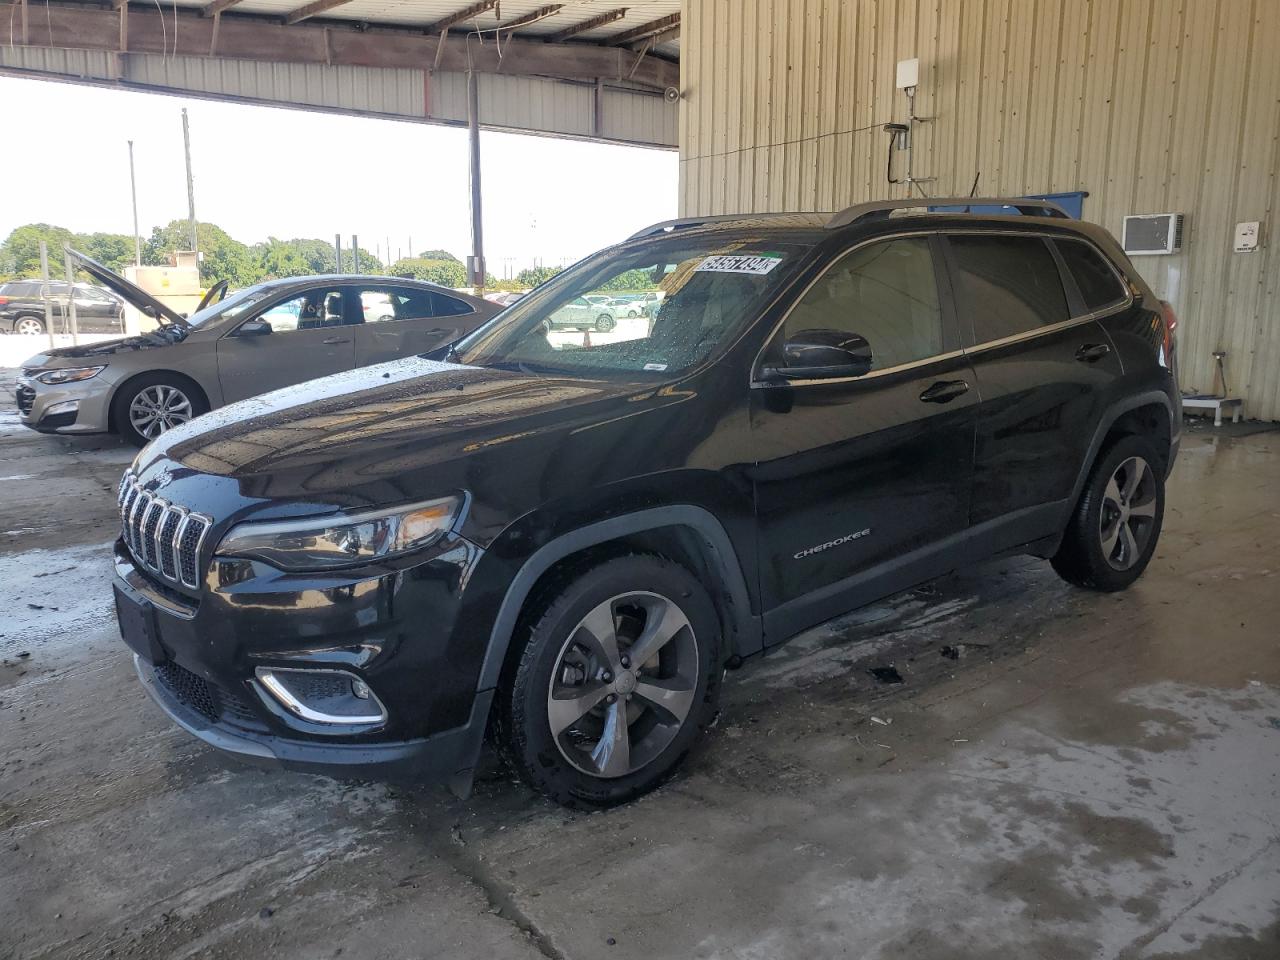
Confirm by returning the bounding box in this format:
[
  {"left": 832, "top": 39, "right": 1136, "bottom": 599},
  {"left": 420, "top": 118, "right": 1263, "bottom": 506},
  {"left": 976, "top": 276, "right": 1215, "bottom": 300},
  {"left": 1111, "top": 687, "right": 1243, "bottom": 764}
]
[
  {"left": 322, "top": 336, "right": 351, "bottom": 345},
  {"left": 919, "top": 379, "right": 970, "bottom": 404},
  {"left": 1075, "top": 342, "right": 1111, "bottom": 363}
]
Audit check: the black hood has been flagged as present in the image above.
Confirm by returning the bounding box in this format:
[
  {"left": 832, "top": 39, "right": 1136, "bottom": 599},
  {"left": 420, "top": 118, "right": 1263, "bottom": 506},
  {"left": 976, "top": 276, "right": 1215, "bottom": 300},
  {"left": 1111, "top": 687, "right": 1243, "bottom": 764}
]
[
  {"left": 67, "top": 248, "right": 189, "bottom": 328},
  {"left": 143, "top": 358, "right": 666, "bottom": 495}
]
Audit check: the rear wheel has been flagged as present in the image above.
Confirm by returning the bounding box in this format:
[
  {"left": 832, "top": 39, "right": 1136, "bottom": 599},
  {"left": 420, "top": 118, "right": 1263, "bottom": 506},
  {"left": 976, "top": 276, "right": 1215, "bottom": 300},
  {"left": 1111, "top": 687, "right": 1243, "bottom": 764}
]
[
  {"left": 14, "top": 315, "right": 45, "bottom": 335},
  {"left": 113, "top": 373, "right": 209, "bottom": 447},
  {"left": 595, "top": 314, "right": 616, "bottom": 332},
  {"left": 496, "top": 554, "right": 721, "bottom": 808},
  {"left": 1052, "top": 435, "right": 1165, "bottom": 591}
]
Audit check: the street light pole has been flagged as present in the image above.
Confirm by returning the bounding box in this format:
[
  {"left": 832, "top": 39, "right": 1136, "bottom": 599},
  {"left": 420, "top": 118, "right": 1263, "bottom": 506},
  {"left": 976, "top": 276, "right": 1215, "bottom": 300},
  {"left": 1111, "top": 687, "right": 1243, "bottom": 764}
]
[
  {"left": 181, "top": 108, "right": 198, "bottom": 254},
  {"left": 128, "top": 139, "right": 142, "bottom": 266}
]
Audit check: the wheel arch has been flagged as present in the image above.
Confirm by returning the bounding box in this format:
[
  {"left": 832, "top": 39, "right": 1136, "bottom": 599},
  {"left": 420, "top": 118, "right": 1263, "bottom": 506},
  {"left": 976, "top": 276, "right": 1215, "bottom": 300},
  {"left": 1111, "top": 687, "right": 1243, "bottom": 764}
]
[
  {"left": 474, "top": 505, "right": 760, "bottom": 696},
  {"left": 106, "top": 368, "right": 212, "bottom": 433},
  {"left": 1066, "top": 391, "right": 1176, "bottom": 516}
]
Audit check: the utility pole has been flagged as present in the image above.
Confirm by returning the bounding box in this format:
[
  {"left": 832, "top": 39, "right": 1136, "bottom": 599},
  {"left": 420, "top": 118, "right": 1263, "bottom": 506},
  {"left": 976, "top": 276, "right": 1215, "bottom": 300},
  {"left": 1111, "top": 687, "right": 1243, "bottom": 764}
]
[
  {"left": 466, "top": 68, "right": 486, "bottom": 293},
  {"left": 38, "top": 241, "right": 55, "bottom": 350},
  {"left": 352, "top": 235, "right": 359, "bottom": 272},
  {"left": 385, "top": 235, "right": 391, "bottom": 267},
  {"left": 181, "top": 109, "right": 198, "bottom": 254},
  {"left": 128, "top": 140, "right": 142, "bottom": 266},
  {"left": 334, "top": 234, "right": 342, "bottom": 273}
]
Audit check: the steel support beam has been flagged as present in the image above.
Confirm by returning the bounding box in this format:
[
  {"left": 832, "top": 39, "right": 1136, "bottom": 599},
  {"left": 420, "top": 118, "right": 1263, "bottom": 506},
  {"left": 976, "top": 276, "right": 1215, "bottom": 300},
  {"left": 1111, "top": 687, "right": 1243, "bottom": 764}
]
[
  {"left": 0, "top": 2, "right": 678, "bottom": 90},
  {"left": 283, "top": 0, "right": 354, "bottom": 26},
  {"left": 497, "top": 4, "right": 562, "bottom": 31},
  {"left": 426, "top": 0, "right": 496, "bottom": 33},
  {"left": 609, "top": 12, "right": 678, "bottom": 46},
  {"left": 466, "top": 68, "right": 485, "bottom": 293},
  {"left": 201, "top": 0, "right": 245, "bottom": 17},
  {"left": 546, "top": 8, "right": 626, "bottom": 42}
]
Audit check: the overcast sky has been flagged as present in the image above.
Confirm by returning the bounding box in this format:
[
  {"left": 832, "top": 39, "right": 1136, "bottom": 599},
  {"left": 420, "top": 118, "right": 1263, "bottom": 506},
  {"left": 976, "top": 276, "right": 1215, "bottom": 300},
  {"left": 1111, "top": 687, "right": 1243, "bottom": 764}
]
[{"left": 0, "top": 76, "right": 679, "bottom": 275}]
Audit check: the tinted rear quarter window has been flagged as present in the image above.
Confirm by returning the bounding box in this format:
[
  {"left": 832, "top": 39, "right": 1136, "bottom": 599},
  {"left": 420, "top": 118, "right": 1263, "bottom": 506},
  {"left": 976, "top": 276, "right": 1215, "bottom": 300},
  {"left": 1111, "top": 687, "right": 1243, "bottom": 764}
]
[
  {"left": 948, "top": 235, "right": 1069, "bottom": 343},
  {"left": 431, "top": 292, "right": 473, "bottom": 317},
  {"left": 1056, "top": 239, "right": 1127, "bottom": 314}
]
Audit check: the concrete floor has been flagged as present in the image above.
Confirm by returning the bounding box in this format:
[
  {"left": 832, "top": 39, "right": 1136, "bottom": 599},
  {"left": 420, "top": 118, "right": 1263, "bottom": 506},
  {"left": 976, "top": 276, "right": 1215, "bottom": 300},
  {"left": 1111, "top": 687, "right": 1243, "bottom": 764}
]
[{"left": 1, "top": 392, "right": 1278, "bottom": 960}]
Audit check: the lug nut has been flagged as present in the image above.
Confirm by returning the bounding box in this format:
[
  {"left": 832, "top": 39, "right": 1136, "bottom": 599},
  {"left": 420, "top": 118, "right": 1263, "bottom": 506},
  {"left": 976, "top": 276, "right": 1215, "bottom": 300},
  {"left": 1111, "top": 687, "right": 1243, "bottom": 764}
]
[
  {"left": 620, "top": 655, "right": 631, "bottom": 668},
  {"left": 606, "top": 693, "right": 618, "bottom": 704},
  {"left": 601, "top": 670, "right": 613, "bottom": 683}
]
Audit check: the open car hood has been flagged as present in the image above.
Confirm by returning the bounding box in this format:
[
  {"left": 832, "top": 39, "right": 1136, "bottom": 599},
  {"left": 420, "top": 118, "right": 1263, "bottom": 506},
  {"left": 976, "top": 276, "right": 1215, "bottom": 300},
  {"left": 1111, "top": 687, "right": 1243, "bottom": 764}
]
[{"left": 66, "top": 248, "right": 190, "bottom": 329}]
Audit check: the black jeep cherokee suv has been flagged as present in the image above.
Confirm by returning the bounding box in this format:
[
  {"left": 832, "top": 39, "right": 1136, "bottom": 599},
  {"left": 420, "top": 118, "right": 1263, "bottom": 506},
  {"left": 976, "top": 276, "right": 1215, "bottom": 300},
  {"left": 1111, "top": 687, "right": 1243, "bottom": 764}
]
[{"left": 112, "top": 198, "right": 1180, "bottom": 808}]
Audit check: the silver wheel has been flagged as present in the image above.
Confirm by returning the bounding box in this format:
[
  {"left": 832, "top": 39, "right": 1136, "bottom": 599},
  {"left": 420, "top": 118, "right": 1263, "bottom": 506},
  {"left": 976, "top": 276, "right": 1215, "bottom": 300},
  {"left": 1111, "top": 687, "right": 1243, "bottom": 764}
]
[
  {"left": 15, "top": 316, "right": 44, "bottom": 335},
  {"left": 546, "top": 591, "right": 700, "bottom": 779},
  {"left": 128, "top": 384, "right": 194, "bottom": 439},
  {"left": 1099, "top": 455, "right": 1157, "bottom": 570}
]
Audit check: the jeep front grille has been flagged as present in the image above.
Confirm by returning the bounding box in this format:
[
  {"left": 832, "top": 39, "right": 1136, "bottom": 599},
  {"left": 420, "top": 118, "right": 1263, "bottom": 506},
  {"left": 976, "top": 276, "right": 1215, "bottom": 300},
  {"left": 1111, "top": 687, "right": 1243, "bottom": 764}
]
[{"left": 118, "top": 473, "right": 211, "bottom": 590}]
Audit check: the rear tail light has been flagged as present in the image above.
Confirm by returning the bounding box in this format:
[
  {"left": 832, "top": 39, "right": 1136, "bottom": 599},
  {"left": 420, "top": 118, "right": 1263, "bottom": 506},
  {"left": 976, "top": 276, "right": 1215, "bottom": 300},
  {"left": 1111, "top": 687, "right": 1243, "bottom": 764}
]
[
  {"left": 1159, "top": 299, "right": 1178, "bottom": 368},
  {"left": 0, "top": 297, "right": 9, "bottom": 306}
]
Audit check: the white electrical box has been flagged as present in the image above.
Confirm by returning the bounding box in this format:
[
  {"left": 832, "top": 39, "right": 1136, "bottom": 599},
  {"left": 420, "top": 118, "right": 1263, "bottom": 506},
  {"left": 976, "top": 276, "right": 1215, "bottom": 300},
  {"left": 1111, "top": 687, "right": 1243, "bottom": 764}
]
[
  {"left": 1122, "top": 213, "right": 1184, "bottom": 255},
  {"left": 896, "top": 58, "right": 920, "bottom": 90},
  {"left": 1233, "top": 221, "right": 1260, "bottom": 253}
]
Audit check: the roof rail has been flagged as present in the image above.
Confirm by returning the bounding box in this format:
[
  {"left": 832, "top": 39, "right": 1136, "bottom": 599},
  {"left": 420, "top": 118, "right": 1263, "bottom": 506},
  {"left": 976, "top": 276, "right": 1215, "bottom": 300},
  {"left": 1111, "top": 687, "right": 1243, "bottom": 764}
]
[
  {"left": 826, "top": 197, "right": 1071, "bottom": 230},
  {"left": 627, "top": 212, "right": 822, "bottom": 241}
]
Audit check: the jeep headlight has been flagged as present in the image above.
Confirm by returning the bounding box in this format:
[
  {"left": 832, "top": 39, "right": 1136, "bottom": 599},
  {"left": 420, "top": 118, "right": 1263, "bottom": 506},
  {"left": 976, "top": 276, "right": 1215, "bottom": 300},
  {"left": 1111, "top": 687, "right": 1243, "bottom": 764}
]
[
  {"left": 215, "top": 496, "right": 462, "bottom": 571},
  {"left": 37, "top": 365, "right": 106, "bottom": 385}
]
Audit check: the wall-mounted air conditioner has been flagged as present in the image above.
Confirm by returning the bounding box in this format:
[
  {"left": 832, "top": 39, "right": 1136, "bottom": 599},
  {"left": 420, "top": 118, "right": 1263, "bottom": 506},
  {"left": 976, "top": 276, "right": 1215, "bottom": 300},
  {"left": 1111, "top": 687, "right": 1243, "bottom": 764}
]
[{"left": 1122, "top": 213, "right": 1185, "bottom": 255}]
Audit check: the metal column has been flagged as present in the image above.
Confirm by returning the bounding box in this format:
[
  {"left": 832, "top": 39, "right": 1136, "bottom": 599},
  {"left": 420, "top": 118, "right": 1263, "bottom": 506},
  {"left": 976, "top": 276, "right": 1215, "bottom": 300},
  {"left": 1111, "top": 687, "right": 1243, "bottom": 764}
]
[{"left": 466, "top": 68, "right": 485, "bottom": 293}]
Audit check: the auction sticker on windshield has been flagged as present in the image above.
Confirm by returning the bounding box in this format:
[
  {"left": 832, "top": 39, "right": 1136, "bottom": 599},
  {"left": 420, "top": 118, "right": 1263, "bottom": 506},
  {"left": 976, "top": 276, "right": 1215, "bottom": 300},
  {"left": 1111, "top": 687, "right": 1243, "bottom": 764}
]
[{"left": 694, "top": 254, "right": 784, "bottom": 275}]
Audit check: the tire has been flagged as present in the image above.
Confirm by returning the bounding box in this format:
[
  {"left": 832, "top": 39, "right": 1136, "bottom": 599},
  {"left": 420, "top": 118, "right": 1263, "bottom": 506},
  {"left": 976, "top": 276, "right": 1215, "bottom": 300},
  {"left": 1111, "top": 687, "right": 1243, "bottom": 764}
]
[
  {"left": 112, "top": 373, "right": 209, "bottom": 447},
  {"left": 496, "top": 554, "right": 722, "bottom": 808},
  {"left": 1051, "top": 434, "right": 1165, "bottom": 591},
  {"left": 595, "top": 314, "right": 616, "bottom": 333},
  {"left": 14, "top": 315, "right": 45, "bottom": 336}
]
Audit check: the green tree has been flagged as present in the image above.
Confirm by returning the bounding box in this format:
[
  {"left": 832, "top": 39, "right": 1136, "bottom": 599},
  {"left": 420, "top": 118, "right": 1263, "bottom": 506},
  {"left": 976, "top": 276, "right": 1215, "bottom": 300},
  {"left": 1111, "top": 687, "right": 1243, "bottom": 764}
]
[
  {"left": 601, "top": 268, "right": 658, "bottom": 292},
  {"left": 416, "top": 249, "right": 459, "bottom": 262},
  {"left": 390, "top": 257, "right": 467, "bottom": 288},
  {"left": 145, "top": 219, "right": 261, "bottom": 286},
  {"left": 516, "top": 265, "right": 563, "bottom": 288},
  {"left": 0, "top": 223, "right": 77, "bottom": 278},
  {"left": 74, "top": 232, "right": 135, "bottom": 273}
]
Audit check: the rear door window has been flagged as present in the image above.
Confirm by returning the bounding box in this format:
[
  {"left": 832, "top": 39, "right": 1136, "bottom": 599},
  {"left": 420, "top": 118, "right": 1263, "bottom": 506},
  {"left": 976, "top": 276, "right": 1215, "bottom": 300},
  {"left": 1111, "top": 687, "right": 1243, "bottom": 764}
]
[
  {"left": 1055, "top": 239, "right": 1128, "bottom": 314},
  {"left": 946, "top": 235, "right": 1070, "bottom": 344}
]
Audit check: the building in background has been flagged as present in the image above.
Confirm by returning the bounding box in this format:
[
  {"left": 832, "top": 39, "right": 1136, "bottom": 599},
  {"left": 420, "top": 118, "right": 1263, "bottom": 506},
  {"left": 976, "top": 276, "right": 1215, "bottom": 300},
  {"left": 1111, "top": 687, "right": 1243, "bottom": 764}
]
[{"left": 679, "top": 0, "right": 1280, "bottom": 421}]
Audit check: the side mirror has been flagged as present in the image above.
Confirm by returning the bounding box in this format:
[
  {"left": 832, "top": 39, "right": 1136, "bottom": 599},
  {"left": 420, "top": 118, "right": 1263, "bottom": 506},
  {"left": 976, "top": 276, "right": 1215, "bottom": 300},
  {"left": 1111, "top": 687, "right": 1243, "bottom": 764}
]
[
  {"left": 237, "top": 318, "right": 272, "bottom": 337},
  {"left": 765, "top": 329, "right": 873, "bottom": 380}
]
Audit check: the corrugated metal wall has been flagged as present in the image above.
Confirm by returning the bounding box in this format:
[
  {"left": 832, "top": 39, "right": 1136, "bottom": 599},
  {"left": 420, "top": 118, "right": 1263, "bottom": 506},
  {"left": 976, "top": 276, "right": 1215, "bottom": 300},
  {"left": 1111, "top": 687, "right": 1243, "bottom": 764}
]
[
  {"left": 0, "top": 48, "right": 678, "bottom": 148},
  {"left": 680, "top": 0, "right": 1280, "bottom": 421}
]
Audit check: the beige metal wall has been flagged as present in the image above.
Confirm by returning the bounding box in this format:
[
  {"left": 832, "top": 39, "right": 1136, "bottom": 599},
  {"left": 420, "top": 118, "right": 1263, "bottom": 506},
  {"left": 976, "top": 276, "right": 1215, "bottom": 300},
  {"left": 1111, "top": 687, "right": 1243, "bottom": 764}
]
[{"left": 680, "top": 0, "right": 1280, "bottom": 421}]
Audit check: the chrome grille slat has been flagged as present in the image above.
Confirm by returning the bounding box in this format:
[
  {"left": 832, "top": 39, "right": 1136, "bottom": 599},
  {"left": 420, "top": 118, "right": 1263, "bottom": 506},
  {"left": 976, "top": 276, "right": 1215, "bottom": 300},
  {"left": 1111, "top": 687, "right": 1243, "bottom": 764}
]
[{"left": 118, "top": 473, "right": 210, "bottom": 590}]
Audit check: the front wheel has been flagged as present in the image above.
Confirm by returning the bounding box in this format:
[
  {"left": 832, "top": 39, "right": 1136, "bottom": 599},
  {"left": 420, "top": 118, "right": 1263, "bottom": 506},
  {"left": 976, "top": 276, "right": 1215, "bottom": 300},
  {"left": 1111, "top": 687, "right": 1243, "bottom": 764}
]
[
  {"left": 113, "top": 374, "right": 209, "bottom": 447},
  {"left": 496, "top": 554, "right": 722, "bottom": 808},
  {"left": 1052, "top": 435, "right": 1165, "bottom": 591},
  {"left": 14, "top": 315, "right": 45, "bottom": 335}
]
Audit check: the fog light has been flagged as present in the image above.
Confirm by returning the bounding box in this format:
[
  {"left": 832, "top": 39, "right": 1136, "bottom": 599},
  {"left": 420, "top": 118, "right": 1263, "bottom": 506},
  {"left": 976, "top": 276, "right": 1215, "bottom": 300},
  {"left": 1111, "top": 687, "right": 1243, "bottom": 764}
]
[
  {"left": 44, "top": 400, "right": 80, "bottom": 416},
  {"left": 255, "top": 667, "right": 386, "bottom": 726}
]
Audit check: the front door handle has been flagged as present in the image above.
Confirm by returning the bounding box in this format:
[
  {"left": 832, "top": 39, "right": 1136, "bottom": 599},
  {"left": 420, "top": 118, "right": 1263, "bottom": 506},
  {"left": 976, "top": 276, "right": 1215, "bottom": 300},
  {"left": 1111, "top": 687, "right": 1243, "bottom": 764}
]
[
  {"left": 1075, "top": 342, "right": 1111, "bottom": 363},
  {"left": 919, "top": 379, "right": 970, "bottom": 404},
  {"left": 322, "top": 336, "right": 351, "bottom": 345}
]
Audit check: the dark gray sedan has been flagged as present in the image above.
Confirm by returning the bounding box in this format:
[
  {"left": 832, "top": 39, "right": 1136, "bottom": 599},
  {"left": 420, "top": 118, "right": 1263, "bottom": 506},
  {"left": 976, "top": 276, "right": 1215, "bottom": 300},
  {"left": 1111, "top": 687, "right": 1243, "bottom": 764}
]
[{"left": 16, "top": 251, "right": 500, "bottom": 445}]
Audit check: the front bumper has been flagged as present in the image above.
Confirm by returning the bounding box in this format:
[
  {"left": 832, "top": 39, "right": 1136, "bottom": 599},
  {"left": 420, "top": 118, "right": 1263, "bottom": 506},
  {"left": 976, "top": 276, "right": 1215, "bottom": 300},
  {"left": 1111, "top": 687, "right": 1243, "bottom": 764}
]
[
  {"left": 134, "top": 654, "right": 492, "bottom": 788},
  {"left": 114, "top": 529, "right": 492, "bottom": 789},
  {"left": 16, "top": 374, "right": 112, "bottom": 434}
]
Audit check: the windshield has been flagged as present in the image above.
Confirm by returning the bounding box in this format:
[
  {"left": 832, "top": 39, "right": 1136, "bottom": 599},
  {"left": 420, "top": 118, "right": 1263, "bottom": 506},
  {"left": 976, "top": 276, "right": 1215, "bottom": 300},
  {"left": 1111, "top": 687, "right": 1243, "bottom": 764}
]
[
  {"left": 453, "top": 236, "right": 813, "bottom": 378},
  {"left": 184, "top": 285, "right": 274, "bottom": 328}
]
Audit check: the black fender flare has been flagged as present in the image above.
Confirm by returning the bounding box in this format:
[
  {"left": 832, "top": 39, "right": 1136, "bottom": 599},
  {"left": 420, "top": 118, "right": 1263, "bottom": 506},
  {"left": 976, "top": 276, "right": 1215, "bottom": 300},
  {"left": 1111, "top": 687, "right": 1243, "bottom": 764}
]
[
  {"left": 1065, "top": 390, "right": 1177, "bottom": 514},
  {"left": 474, "top": 505, "right": 759, "bottom": 694}
]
